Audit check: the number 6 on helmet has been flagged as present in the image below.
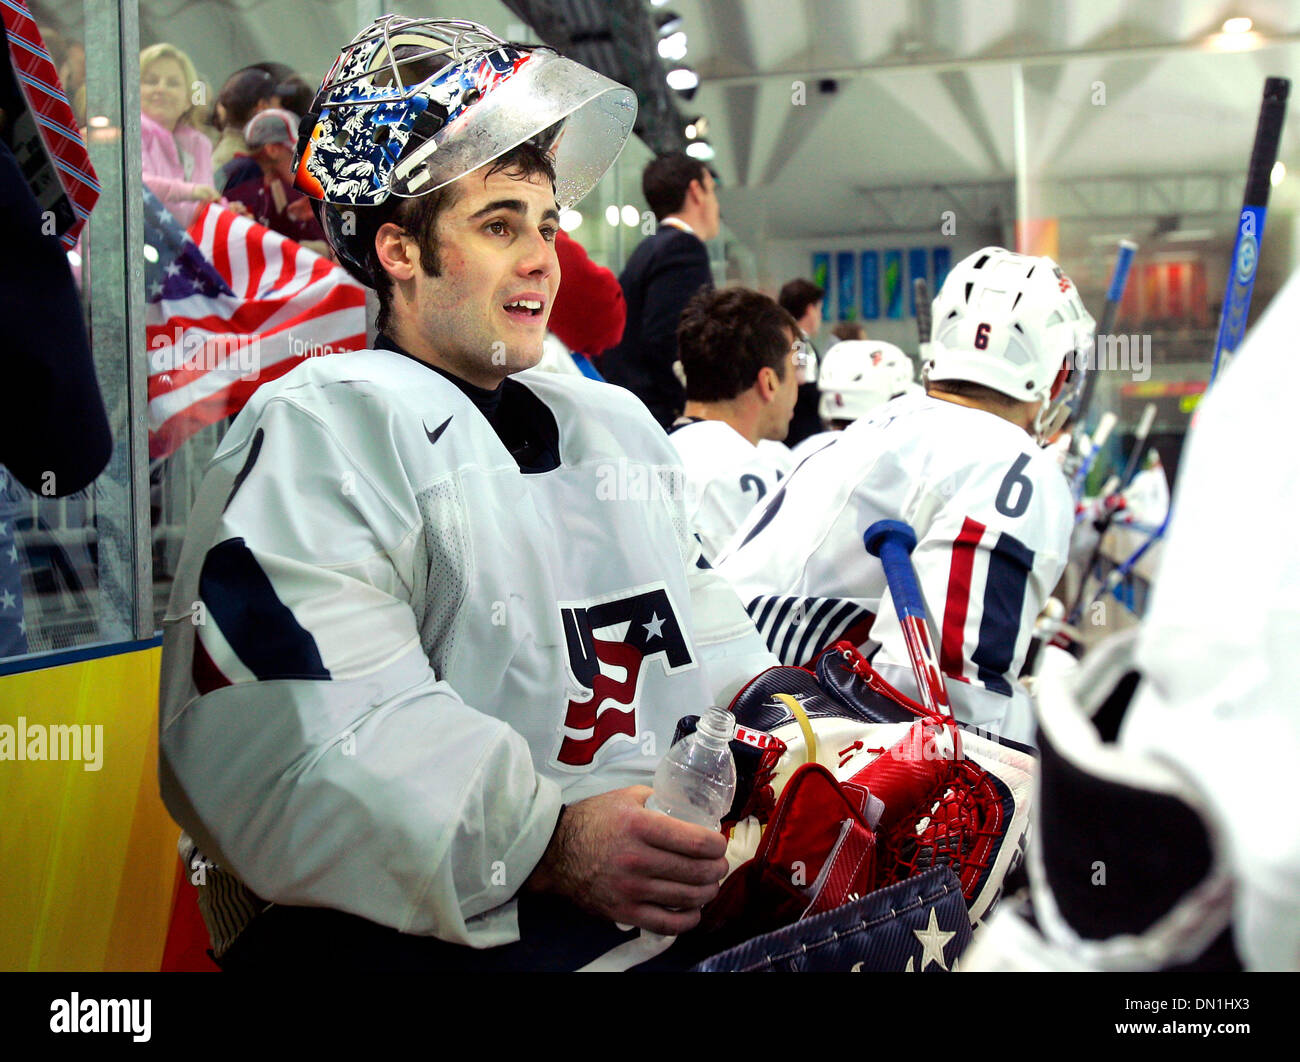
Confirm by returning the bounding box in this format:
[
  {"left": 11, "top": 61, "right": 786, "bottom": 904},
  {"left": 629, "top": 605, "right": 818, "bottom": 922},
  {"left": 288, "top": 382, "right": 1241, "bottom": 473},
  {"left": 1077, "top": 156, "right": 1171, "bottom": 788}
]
[{"left": 925, "top": 247, "right": 1096, "bottom": 445}]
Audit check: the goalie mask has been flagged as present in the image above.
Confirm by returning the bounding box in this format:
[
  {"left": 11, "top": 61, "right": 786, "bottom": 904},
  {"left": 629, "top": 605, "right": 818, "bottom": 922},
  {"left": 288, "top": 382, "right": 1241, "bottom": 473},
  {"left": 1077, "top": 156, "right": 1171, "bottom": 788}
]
[
  {"left": 293, "top": 16, "right": 637, "bottom": 285},
  {"left": 925, "top": 247, "right": 1096, "bottom": 444},
  {"left": 817, "top": 340, "right": 920, "bottom": 424}
]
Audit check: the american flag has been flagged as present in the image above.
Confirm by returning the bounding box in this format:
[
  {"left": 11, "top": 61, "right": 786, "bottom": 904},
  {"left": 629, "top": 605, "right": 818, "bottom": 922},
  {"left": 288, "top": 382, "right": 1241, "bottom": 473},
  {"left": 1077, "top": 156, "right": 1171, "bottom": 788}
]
[{"left": 144, "top": 189, "right": 367, "bottom": 459}]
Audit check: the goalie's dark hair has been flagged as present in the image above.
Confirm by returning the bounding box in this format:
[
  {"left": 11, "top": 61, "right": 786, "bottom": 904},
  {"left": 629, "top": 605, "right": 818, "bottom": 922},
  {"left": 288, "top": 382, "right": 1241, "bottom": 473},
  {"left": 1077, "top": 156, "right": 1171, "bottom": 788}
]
[
  {"left": 364, "top": 140, "right": 558, "bottom": 336},
  {"left": 677, "top": 286, "right": 799, "bottom": 403}
]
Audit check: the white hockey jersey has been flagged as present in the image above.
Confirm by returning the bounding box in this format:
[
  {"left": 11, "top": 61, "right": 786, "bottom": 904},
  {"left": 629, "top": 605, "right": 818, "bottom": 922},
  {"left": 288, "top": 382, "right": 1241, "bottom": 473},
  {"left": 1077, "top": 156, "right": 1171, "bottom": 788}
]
[
  {"left": 158, "top": 349, "right": 777, "bottom": 955},
  {"left": 1123, "top": 458, "right": 1170, "bottom": 527},
  {"left": 1122, "top": 271, "right": 1300, "bottom": 970},
  {"left": 715, "top": 392, "right": 1073, "bottom": 741},
  {"left": 790, "top": 430, "right": 838, "bottom": 463},
  {"left": 757, "top": 439, "right": 795, "bottom": 477},
  {"left": 668, "top": 419, "right": 788, "bottom": 562}
]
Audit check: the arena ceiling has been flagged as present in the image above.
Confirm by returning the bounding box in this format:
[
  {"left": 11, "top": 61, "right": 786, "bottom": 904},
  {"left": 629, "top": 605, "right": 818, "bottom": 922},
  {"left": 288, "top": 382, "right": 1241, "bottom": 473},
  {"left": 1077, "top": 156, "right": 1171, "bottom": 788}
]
[{"left": 30, "top": 0, "right": 1300, "bottom": 243}]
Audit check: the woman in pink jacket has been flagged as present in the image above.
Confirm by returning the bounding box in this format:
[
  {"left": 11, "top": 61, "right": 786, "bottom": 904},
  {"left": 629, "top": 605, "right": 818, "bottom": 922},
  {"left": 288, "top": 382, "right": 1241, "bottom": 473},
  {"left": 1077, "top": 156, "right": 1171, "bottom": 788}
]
[{"left": 139, "top": 43, "right": 220, "bottom": 226}]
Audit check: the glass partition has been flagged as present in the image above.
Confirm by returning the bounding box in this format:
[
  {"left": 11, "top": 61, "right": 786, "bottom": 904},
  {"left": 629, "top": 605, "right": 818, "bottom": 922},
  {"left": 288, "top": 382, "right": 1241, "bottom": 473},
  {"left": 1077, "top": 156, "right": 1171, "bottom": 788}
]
[{"left": 3, "top": 1, "right": 148, "bottom": 661}]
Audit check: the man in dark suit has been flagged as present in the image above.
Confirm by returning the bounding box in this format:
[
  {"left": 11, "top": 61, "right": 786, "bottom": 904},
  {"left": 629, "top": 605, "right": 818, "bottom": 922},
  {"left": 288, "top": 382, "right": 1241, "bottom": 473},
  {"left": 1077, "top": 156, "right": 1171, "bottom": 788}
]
[{"left": 599, "top": 152, "right": 719, "bottom": 429}]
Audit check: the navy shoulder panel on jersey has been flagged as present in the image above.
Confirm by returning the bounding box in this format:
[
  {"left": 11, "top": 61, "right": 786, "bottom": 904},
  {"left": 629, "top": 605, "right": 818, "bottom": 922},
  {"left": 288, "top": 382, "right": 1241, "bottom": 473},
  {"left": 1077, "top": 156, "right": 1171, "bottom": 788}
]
[
  {"left": 972, "top": 530, "right": 1036, "bottom": 697},
  {"left": 736, "top": 483, "right": 788, "bottom": 549},
  {"left": 197, "top": 537, "right": 330, "bottom": 686}
]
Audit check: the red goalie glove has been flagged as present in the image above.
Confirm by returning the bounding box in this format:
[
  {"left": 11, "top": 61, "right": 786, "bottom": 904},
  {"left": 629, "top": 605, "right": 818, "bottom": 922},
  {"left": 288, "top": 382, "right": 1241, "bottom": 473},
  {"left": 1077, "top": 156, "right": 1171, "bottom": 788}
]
[{"left": 712, "top": 643, "right": 1034, "bottom": 931}]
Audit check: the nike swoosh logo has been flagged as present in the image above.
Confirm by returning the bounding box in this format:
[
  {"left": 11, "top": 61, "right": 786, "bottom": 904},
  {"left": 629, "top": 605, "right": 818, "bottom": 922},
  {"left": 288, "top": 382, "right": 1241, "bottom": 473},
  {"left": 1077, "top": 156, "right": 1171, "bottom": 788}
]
[{"left": 424, "top": 415, "right": 453, "bottom": 445}]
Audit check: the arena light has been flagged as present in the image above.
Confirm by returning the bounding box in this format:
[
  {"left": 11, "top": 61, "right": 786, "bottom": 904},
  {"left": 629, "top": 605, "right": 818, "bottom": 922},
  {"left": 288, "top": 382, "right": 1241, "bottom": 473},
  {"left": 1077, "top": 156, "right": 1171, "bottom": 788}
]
[
  {"left": 88, "top": 115, "right": 110, "bottom": 128},
  {"left": 605, "top": 204, "right": 620, "bottom": 226},
  {"left": 666, "top": 67, "right": 699, "bottom": 92},
  {"left": 684, "top": 115, "right": 708, "bottom": 140},
  {"left": 685, "top": 140, "right": 714, "bottom": 161},
  {"left": 559, "top": 208, "right": 583, "bottom": 232},
  {"left": 1272, "top": 160, "right": 1286, "bottom": 186},
  {"left": 658, "top": 31, "right": 688, "bottom": 61},
  {"left": 1210, "top": 18, "right": 1262, "bottom": 51},
  {"left": 621, "top": 203, "right": 640, "bottom": 226}
]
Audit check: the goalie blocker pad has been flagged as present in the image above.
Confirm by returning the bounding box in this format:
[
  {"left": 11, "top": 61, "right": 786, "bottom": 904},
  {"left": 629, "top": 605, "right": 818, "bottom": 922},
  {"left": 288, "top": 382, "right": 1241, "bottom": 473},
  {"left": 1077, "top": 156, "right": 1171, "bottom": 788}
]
[{"left": 692, "top": 865, "right": 972, "bottom": 972}]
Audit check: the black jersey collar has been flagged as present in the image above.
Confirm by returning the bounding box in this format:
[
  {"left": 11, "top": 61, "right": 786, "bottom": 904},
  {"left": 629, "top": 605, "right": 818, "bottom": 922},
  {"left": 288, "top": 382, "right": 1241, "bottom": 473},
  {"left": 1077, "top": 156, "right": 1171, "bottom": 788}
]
[{"left": 375, "top": 333, "right": 505, "bottom": 420}]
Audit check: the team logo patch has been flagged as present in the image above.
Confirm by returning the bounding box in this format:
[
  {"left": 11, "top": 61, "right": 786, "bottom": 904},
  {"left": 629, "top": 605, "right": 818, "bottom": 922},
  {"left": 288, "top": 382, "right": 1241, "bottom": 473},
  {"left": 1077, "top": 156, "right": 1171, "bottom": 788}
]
[{"left": 556, "top": 585, "right": 695, "bottom": 768}]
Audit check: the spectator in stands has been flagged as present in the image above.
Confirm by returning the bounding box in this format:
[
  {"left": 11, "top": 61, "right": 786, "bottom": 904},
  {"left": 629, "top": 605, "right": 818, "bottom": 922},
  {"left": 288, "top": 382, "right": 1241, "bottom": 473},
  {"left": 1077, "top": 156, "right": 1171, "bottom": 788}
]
[
  {"left": 211, "top": 66, "right": 280, "bottom": 181},
  {"left": 270, "top": 73, "right": 315, "bottom": 122},
  {"left": 220, "top": 64, "right": 317, "bottom": 193},
  {"left": 223, "top": 108, "right": 328, "bottom": 255},
  {"left": 599, "top": 151, "right": 719, "bottom": 428},
  {"left": 778, "top": 277, "right": 825, "bottom": 448},
  {"left": 140, "top": 43, "right": 221, "bottom": 226}
]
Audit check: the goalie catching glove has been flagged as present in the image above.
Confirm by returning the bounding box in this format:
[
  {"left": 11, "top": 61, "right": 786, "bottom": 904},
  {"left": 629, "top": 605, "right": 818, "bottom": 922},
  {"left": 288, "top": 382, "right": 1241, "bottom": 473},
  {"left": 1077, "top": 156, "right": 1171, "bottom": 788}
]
[{"left": 673, "top": 642, "right": 1034, "bottom": 954}]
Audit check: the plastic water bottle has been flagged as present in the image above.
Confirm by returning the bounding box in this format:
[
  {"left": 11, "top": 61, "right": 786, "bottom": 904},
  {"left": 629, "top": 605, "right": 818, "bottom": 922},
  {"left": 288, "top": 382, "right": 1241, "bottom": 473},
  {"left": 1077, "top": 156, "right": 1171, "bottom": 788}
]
[{"left": 647, "top": 707, "right": 737, "bottom": 832}]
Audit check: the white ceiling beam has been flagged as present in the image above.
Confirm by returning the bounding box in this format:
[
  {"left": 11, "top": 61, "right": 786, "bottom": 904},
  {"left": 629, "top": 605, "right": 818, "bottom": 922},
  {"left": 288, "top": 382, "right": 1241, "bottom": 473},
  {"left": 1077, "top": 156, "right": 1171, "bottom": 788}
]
[{"left": 696, "top": 31, "right": 1300, "bottom": 87}]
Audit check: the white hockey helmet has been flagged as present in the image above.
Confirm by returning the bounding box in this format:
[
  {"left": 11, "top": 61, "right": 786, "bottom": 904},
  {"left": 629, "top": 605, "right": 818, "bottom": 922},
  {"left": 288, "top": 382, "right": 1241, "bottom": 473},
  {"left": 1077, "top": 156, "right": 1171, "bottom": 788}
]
[
  {"left": 925, "top": 247, "right": 1095, "bottom": 442},
  {"left": 817, "top": 340, "right": 919, "bottom": 423}
]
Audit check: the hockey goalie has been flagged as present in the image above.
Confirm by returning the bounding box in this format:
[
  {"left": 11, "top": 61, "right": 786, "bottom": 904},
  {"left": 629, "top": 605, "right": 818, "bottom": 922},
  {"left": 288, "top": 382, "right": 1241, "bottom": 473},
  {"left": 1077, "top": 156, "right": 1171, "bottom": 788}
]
[{"left": 157, "top": 14, "right": 1040, "bottom": 974}]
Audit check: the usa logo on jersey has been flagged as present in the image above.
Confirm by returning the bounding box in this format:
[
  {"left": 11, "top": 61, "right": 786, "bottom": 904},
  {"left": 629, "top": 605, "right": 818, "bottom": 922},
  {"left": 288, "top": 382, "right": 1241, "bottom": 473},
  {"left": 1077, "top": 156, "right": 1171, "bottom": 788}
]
[{"left": 555, "top": 584, "right": 695, "bottom": 768}]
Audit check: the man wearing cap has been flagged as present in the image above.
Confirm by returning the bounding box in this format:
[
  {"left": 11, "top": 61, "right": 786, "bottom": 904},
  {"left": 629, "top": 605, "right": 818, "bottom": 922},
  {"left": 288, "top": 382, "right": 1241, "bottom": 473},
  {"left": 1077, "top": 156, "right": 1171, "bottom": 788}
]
[
  {"left": 223, "top": 107, "right": 329, "bottom": 254},
  {"left": 157, "top": 16, "right": 775, "bottom": 971}
]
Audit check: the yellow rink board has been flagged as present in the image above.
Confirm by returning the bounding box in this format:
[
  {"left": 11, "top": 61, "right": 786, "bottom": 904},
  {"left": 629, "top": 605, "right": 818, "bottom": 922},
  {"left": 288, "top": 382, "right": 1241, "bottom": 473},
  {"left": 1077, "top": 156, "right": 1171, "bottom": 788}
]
[{"left": 0, "top": 646, "right": 178, "bottom": 971}]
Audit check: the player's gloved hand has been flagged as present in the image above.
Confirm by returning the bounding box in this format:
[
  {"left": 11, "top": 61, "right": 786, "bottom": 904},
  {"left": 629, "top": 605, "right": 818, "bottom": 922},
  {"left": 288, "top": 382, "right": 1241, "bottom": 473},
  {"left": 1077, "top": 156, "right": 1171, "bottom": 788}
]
[{"left": 523, "top": 786, "right": 729, "bottom": 936}]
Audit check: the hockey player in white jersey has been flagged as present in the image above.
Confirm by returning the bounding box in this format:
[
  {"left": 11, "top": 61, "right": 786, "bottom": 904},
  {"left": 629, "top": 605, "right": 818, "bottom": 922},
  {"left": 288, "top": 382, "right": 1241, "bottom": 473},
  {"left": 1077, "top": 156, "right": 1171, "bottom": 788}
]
[
  {"left": 967, "top": 268, "right": 1300, "bottom": 973},
  {"left": 716, "top": 247, "right": 1095, "bottom": 742},
  {"left": 789, "top": 339, "right": 920, "bottom": 462},
  {"left": 156, "top": 16, "right": 777, "bottom": 971},
  {"left": 668, "top": 286, "right": 802, "bottom": 561}
]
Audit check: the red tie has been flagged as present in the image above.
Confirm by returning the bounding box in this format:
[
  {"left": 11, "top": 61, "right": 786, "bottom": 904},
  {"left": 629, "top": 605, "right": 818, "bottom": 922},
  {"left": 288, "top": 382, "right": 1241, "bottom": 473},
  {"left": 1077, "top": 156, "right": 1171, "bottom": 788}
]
[{"left": 1, "top": 0, "right": 99, "bottom": 247}]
